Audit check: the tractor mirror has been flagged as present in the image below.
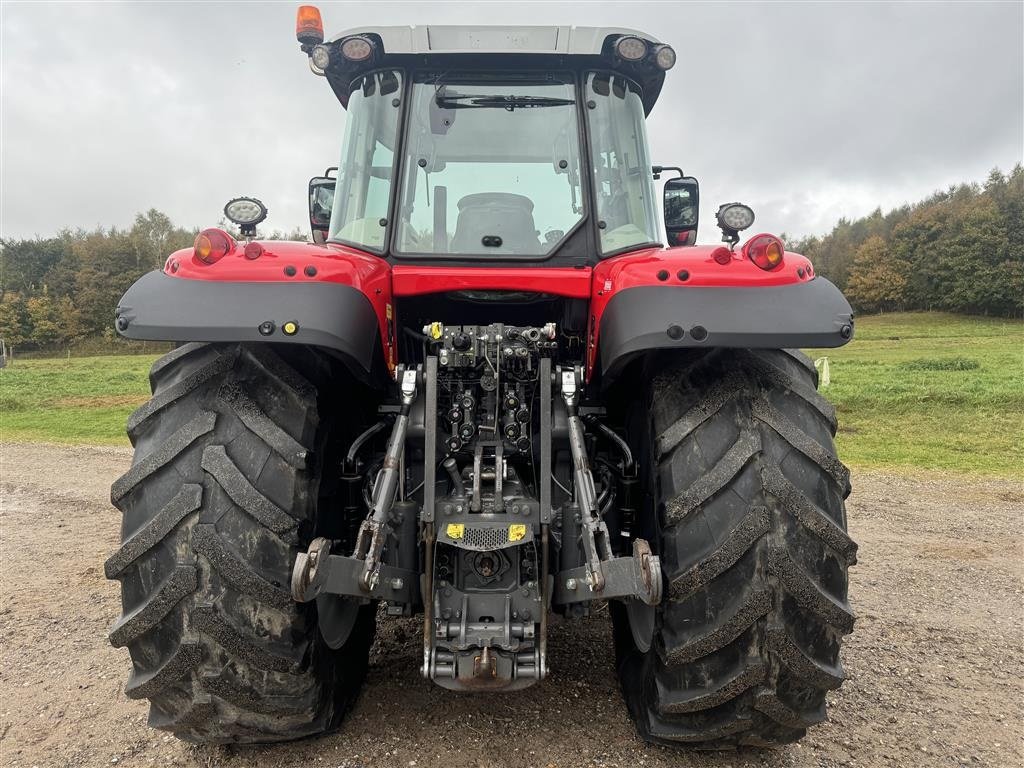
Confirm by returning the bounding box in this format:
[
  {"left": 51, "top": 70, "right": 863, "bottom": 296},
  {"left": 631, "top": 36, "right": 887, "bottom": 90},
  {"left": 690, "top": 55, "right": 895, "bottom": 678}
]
[
  {"left": 663, "top": 176, "right": 699, "bottom": 246},
  {"left": 308, "top": 175, "right": 336, "bottom": 243}
]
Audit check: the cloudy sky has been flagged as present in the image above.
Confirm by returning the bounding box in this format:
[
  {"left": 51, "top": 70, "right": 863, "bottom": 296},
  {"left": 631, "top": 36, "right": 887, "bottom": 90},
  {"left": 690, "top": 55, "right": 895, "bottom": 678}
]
[{"left": 2, "top": 1, "right": 1021, "bottom": 244}]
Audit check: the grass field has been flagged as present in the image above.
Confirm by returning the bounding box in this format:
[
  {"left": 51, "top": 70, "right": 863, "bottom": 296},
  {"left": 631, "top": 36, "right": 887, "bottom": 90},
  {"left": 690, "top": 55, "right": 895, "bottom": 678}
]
[
  {"left": 1, "top": 312, "right": 1021, "bottom": 476},
  {"left": 0, "top": 355, "right": 157, "bottom": 444},
  {"left": 806, "top": 312, "right": 1022, "bottom": 476}
]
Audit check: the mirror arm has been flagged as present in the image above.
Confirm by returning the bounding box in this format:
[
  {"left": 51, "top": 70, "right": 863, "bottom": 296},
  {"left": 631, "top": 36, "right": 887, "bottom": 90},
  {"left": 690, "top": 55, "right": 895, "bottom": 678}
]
[{"left": 652, "top": 165, "right": 684, "bottom": 181}]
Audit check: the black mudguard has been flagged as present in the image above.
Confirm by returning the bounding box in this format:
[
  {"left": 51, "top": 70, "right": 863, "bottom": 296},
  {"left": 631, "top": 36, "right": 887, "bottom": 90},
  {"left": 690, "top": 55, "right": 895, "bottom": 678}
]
[
  {"left": 599, "top": 278, "right": 854, "bottom": 382},
  {"left": 115, "top": 271, "right": 383, "bottom": 382}
]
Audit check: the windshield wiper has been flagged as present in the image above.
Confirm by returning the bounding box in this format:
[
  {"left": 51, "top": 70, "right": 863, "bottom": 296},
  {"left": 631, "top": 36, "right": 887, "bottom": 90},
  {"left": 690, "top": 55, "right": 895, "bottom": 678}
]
[{"left": 435, "top": 93, "right": 575, "bottom": 111}]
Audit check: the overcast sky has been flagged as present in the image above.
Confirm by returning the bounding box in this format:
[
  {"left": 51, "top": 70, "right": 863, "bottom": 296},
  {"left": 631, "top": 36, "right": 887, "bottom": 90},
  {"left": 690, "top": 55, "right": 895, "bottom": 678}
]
[{"left": 2, "top": 1, "right": 1021, "bottom": 244}]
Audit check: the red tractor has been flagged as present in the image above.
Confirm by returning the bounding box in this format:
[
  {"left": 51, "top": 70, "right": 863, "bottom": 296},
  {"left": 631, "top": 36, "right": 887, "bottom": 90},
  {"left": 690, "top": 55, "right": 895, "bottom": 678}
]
[{"left": 108, "top": 7, "right": 856, "bottom": 749}]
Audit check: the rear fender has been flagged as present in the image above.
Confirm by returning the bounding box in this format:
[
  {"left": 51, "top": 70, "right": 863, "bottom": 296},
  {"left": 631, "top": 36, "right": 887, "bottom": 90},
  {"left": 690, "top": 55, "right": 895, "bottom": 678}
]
[
  {"left": 590, "top": 243, "right": 854, "bottom": 384},
  {"left": 115, "top": 241, "right": 394, "bottom": 385}
]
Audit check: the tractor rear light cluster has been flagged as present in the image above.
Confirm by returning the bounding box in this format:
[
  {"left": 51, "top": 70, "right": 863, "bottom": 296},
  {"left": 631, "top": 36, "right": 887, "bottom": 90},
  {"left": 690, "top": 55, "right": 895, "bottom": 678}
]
[
  {"left": 194, "top": 228, "right": 234, "bottom": 264},
  {"left": 744, "top": 234, "right": 786, "bottom": 271},
  {"left": 613, "top": 36, "right": 676, "bottom": 70},
  {"left": 296, "top": 6, "right": 377, "bottom": 69}
]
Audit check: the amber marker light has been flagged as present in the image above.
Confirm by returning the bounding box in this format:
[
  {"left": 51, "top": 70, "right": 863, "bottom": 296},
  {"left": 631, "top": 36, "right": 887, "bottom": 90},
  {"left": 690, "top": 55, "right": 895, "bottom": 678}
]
[
  {"left": 194, "top": 228, "right": 234, "bottom": 264},
  {"left": 745, "top": 234, "right": 785, "bottom": 271}
]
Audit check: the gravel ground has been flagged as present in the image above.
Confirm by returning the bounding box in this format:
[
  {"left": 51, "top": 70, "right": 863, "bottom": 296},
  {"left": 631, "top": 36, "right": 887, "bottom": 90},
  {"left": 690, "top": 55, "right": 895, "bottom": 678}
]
[{"left": 0, "top": 442, "right": 1021, "bottom": 768}]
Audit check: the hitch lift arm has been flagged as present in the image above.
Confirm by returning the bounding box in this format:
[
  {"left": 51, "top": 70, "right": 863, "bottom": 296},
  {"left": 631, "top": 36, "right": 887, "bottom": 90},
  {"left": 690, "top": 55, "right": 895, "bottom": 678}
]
[
  {"left": 560, "top": 368, "right": 613, "bottom": 590},
  {"left": 352, "top": 367, "right": 418, "bottom": 591},
  {"left": 291, "top": 366, "right": 419, "bottom": 604},
  {"left": 557, "top": 366, "right": 662, "bottom": 607}
]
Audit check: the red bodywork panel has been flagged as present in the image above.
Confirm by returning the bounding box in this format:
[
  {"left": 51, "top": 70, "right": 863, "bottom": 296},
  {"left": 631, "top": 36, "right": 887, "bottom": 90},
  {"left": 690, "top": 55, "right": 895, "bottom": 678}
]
[
  {"left": 587, "top": 239, "right": 815, "bottom": 373},
  {"left": 392, "top": 265, "right": 592, "bottom": 298},
  {"left": 164, "top": 234, "right": 813, "bottom": 379},
  {"left": 166, "top": 239, "right": 396, "bottom": 370}
]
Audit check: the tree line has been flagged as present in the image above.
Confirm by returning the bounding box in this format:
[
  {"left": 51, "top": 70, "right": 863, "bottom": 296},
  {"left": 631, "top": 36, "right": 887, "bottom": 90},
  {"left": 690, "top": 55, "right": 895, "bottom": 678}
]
[
  {"left": 789, "top": 165, "right": 1023, "bottom": 315},
  {"left": 0, "top": 211, "right": 304, "bottom": 350},
  {"left": 1, "top": 167, "right": 1020, "bottom": 351}
]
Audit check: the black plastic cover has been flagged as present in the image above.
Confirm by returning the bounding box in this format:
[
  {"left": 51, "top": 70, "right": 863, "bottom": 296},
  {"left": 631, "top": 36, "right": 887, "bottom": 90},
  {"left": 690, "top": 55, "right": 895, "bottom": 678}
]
[
  {"left": 115, "top": 271, "right": 382, "bottom": 378},
  {"left": 598, "top": 278, "right": 854, "bottom": 382}
]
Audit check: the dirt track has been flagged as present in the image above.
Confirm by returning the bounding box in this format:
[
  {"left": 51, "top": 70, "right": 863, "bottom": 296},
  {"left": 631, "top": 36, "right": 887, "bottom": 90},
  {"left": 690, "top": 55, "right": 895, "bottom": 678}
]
[{"left": 0, "top": 442, "right": 1021, "bottom": 768}]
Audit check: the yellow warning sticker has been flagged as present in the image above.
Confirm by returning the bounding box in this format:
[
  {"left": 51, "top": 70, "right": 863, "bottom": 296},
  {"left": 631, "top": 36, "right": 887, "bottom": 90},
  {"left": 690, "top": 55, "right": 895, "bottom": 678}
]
[
  {"left": 446, "top": 523, "right": 465, "bottom": 540},
  {"left": 509, "top": 524, "right": 527, "bottom": 542}
]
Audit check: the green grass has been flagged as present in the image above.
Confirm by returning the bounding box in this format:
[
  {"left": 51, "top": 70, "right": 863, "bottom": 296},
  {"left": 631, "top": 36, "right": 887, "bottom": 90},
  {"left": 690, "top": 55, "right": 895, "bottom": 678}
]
[
  {"left": 806, "top": 312, "right": 1023, "bottom": 477},
  {"left": 1, "top": 312, "right": 1021, "bottom": 475},
  {"left": 0, "top": 354, "right": 160, "bottom": 444}
]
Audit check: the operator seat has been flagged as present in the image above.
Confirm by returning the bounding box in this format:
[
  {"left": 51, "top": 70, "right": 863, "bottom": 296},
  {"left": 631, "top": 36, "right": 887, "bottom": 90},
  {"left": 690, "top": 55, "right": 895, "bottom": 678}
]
[{"left": 450, "top": 193, "right": 543, "bottom": 254}]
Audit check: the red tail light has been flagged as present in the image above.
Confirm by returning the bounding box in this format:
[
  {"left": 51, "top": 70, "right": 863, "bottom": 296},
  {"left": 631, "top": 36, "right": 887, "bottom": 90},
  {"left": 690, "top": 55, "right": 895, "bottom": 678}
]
[
  {"left": 711, "top": 246, "right": 733, "bottom": 265},
  {"left": 194, "top": 228, "right": 234, "bottom": 264},
  {"left": 744, "top": 234, "right": 785, "bottom": 271}
]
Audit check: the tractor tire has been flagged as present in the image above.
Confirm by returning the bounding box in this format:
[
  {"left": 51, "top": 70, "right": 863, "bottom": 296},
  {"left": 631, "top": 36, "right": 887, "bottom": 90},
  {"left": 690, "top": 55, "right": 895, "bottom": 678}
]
[
  {"left": 613, "top": 348, "right": 856, "bottom": 749},
  {"left": 106, "top": 343, "right": 375, "bottom": 743}
]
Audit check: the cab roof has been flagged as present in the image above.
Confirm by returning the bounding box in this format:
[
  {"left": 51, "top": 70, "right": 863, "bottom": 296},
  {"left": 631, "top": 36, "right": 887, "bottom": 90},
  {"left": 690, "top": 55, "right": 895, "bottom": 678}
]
[
  {"left": 322, "top": 25, "right": 669, "bottom": 115},
  {"left": 328, "top": 25, "right": 661, "bottom": 56}
]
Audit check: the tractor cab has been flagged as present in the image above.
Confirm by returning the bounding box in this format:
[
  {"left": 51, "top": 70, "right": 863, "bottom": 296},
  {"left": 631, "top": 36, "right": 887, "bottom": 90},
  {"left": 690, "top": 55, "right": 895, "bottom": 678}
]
[{"left": 297, "top": 15, "right": 686, "bottom": 263}]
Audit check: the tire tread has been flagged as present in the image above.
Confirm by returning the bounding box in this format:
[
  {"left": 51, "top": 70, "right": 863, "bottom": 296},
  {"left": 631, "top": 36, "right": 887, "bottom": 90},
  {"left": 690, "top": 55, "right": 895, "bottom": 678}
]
[
  {"left": 615, "top": 349, "right": 855, "bottom": 749},
  {"left": 108, "top": 343, "right": 373, "bottom": 743}
]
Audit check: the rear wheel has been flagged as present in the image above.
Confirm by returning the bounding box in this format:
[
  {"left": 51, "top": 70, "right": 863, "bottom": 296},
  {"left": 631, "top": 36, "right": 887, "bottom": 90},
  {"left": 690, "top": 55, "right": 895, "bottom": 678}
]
[
  {"left": 106, "top": 343, "right": 375, "bottom": 743},
  {"left": 614, "top": 348, "right": 856, "bottom": 748}
]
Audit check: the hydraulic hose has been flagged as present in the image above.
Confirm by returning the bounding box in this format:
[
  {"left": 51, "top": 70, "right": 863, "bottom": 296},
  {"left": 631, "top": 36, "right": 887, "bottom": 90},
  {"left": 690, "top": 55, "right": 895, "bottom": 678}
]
[
  {"left": 583, "top": 415, "right": 635, "bottom": 476},
  {"left": 345, "top": 419, "right": 391, "bottom": 471}
]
